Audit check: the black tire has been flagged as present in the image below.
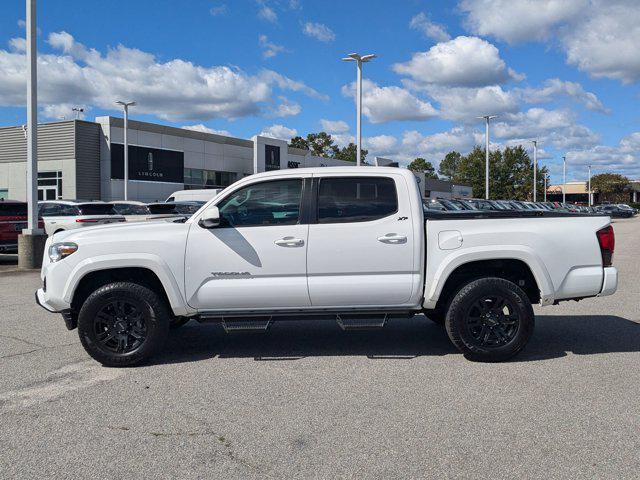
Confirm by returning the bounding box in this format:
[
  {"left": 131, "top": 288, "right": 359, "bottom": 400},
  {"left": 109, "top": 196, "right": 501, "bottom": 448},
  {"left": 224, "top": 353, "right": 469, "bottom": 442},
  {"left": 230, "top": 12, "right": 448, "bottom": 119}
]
[
  {"left": 169, "top": 316, "right": 191, "bottom": 330},
  {"left": 77, "top": 282, "right": 170, "bottom": 367},
  {"left": 445, "top": 277, "right": 534, "bottom": 362}
]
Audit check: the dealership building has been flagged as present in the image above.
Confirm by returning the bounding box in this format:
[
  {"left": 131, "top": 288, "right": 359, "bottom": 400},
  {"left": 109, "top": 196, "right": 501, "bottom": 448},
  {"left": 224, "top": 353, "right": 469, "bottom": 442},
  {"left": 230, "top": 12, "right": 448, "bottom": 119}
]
[{"left": 0, "top": 116, "right": 471, "bottom": 202}]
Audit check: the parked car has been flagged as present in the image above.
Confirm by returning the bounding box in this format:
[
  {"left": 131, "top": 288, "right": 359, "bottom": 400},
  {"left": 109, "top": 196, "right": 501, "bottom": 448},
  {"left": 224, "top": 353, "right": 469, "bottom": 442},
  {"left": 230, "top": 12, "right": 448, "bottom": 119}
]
[
  {"left": 37, "top": 167, "right": 617, "bottom": 367},
  {"left": 423, "top": 198, "right": 466, "bottom": 212},
  {"left": 38, "top": 201, "right": 125, "bottom": 235},
  {"left": 0, "top": 200, "right": 43, "bottom": 253},
  {"left": 110, "top": 201, "right": 183, "bottom": 222},
  {"left": 616, "top": 204, "right": 637, "bottom": 216},
  {"left": 466, "top": 199, "right": 508, "bottom": 211},
  {"left": 598, "top": 204, "right": 635, "bottom": 218},
  {"left": 164, "top": 201, "right": 206, "bottom": 217},
  {"left": 166, "top": 189, "right": 221, "bottom": 203}
]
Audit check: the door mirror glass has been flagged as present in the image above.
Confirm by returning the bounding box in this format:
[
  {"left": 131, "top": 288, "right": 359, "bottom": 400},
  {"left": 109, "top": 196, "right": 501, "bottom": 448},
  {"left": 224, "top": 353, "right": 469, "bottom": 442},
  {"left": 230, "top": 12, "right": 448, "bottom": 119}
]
[{"left": 199, "top": 206, "right": 221, "bottom": 228}]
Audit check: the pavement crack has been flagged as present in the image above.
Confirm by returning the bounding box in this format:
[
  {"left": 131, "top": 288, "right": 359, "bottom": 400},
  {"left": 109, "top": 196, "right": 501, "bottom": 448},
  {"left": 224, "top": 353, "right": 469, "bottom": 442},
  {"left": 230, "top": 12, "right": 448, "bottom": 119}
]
[{"left": 0, "top": 334, "right": 45, "bottom": 348}]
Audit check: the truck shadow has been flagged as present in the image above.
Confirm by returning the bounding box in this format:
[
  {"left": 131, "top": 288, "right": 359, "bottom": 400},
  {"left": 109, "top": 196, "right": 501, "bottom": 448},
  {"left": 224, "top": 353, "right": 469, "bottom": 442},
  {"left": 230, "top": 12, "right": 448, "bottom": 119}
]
[{"left": 152, "top": 314, "right": 640, "bottom": 365}]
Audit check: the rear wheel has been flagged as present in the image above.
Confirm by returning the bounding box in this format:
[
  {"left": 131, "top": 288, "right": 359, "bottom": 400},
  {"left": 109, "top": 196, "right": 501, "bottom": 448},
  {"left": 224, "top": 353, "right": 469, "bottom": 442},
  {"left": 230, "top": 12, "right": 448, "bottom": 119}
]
[
  {"left": 78, "top": 282, "right": 169, "bottom": 367},
  {"left": 445, "top": 277, "right": 534, "bottom": 362}
]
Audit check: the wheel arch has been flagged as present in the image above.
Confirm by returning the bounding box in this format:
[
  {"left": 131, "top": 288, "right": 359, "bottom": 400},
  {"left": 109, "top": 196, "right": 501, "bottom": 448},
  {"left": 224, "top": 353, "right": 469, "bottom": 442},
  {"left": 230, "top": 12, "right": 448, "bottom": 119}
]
[
  {"left": 64, "top": 254, "right": 193, "bottom": 317},
  {"left": 426, "top": 254, "right": 551, "bottom": 312}
]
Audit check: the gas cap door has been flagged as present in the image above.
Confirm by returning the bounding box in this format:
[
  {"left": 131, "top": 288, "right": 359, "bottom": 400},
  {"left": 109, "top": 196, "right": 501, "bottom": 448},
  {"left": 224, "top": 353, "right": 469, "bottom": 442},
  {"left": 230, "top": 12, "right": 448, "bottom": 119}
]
[{"left": 438, "top": 230, "right": 463, "bottom": 250}]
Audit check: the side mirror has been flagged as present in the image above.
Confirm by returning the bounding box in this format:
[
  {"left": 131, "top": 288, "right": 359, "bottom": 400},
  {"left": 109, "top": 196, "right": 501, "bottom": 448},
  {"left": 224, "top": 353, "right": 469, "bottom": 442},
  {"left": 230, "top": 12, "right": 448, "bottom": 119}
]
[{"left": 198, "top": 206, "right": 221, "bottom": 228}]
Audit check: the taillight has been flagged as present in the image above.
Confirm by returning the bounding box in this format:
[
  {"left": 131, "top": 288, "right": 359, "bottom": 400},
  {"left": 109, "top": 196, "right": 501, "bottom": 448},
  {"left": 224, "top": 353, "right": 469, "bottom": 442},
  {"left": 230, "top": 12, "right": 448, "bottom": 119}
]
[
  {"left": 75, "top": 218, "right": 99, "bottom": 223},
  {"left": 596, "top": 225, "right": 615, "bottom": 267}
]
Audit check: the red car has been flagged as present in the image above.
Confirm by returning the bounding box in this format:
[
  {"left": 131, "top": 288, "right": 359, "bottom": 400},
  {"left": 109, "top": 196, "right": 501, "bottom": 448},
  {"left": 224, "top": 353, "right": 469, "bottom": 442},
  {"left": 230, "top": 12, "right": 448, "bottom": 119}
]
[{"left": 0, "top": 200, "right": 43, "bottom": 254}]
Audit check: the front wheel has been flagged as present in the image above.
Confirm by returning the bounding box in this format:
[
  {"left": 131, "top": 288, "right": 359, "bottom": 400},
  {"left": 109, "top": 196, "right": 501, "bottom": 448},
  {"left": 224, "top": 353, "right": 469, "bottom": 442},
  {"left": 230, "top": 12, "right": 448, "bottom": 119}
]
[
  {"left": 445, "top": 277, "right": 534, "bottom": 362},
  {"left": 77, "top": 282, "right": 170, "bottom": 367}
]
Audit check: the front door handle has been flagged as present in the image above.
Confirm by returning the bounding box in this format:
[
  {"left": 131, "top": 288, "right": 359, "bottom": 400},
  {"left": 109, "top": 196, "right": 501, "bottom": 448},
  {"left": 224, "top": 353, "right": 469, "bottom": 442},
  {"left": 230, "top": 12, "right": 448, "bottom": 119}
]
[
  {"left": 377, "top": 233, "right": 407, "bottom": 244},
  {"left": 275, "top": 236, "right": 305, "bottom": 247}
]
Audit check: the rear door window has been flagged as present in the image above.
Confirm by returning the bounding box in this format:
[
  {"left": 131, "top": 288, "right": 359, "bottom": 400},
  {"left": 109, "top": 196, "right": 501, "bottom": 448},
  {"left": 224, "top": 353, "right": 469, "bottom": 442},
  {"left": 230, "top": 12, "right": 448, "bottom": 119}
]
[
  {"left": 77, "top": 204, "right": 116, "bottom": 215},
  {"left": 317, "top": 177, "right": 398, "bottom": 223}
]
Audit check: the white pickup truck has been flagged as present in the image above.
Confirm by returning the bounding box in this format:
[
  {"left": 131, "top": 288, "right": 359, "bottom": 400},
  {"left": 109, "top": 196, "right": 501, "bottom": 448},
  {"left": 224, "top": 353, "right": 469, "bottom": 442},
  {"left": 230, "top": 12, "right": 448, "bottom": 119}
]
[{"left": 36, "top": 167, "right": 618, "bottom": 366}]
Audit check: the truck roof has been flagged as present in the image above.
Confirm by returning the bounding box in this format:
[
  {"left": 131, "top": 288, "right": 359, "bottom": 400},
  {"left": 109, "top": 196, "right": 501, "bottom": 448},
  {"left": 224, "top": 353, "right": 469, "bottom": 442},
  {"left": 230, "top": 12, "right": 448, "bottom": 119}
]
[{"left": 249, "top": 166, "right": 415, "bottom": 180}]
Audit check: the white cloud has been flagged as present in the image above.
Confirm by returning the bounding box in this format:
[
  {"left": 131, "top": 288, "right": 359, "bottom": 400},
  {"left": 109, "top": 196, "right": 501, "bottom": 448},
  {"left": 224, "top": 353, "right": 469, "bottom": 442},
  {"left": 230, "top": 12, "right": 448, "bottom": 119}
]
[
  {"left": 258, "top": 35, "right": 286, "bottom": 59},
  {"left": 320, "top": 119, "right": 350, "bottom": 134},
  {"left": 342, "top": 79, "right": 438, "bottom": 124},
  {"left": 181, "top": 124, "right": 232, "bottom": 136},
  {"left": 270, "top": 97, "right": 301, "bottom": 117},
  {"left": 258, "top": 5, "right": 278, "bottom": 23},
  {"left": 0, "top": 31, "right": 324, "bottom": 121},
  {"left": 393, "top": 36, "right": 521, "bottom": 88},
  {"left": 518, "top": 78, "right": 609, "bottom": 113},
  {"left": 8, "top": 37, "right": 25, "bottom": 53},
  {"left": 209, "top": 4, "right": 227, "bottom": 16},
  {"left": 426, "top": 85, "right": 519, "bottom": 121},
  {"left": 567, "top": 132, "right": 640, "bottom": 178},
  {"left": 364, "top": 135, "right": 398, "bottom": 156},
  {"left": 409, "top": 12, "right": 451, "bottom": 42},
  {"left": 459, "top": 0, "right": 640, "bottom": 83},
  {"left": 259, "top": 124, "right": 297, "bottom": 141},
  {"left": 302, "top": 22, "right": 336, "bottom": 42},
  {"left": 562, "top": 1, "right": 640, "bottom": 83},
  {"left": 460, "top": 0, "right": 588, "bottom": 44}
]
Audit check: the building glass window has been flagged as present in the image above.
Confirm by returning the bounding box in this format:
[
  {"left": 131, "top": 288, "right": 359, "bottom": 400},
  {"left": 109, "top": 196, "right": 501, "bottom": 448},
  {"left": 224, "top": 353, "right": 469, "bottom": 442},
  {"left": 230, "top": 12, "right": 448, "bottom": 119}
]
[
  {"left": 0, "top": 189, "right": 8, "bottom": 200},
  {"left": 37, "top": 171, "right": 63, "bottom": 201},
  {"left": 184, "top": 168, "right": 237, "bottom": 189}
]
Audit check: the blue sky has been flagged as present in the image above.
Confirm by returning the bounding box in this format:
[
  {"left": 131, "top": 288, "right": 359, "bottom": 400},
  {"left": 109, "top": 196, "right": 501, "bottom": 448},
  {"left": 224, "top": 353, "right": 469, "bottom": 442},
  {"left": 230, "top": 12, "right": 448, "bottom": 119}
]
[{"left": 1, "top": 0, "right": 639, "bottom": 181}]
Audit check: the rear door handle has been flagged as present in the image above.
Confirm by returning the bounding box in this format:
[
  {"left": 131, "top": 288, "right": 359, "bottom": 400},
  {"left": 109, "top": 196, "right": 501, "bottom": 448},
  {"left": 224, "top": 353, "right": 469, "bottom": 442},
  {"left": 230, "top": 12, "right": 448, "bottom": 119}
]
[
  {"left": 275, "top": 236, "right": 305, "bottom": 247},
  {"left": 377, "top": 233, "right": 407, "bottom": 244}
]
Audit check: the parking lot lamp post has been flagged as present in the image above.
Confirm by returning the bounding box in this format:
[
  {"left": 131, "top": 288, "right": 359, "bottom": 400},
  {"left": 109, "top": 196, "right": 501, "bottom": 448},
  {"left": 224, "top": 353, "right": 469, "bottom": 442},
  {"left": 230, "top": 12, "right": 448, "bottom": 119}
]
[
  {"left": 531, "top": 140, "right": 538, "bottom": 201},
  {"left": 478, "top": 115, "right": 497, "bottom": 199},
  {"left": 588, "top": 165, "right": 592, "bottom": 207},
  {"left": 115, "top": 101, "right": 136, "bottom": 200},
  {"left": 544, "top": 175, "right": 547, "bottom": 202},
  {"left": 562, "top": 156, "right": 567, "bottom": 203},
  {"left": 342, "top": 53, "right": 376, "bottom": 166}
]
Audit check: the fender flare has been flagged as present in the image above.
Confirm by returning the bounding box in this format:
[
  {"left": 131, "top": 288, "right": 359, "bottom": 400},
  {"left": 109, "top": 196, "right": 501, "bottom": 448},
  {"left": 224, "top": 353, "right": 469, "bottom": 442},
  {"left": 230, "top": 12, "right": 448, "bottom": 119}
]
[
  {"left": 423, "top": 245, "right": 555, "bottom": 310},
  {"left": 62, "top": 253, "right": 194, "bottom": 316}
]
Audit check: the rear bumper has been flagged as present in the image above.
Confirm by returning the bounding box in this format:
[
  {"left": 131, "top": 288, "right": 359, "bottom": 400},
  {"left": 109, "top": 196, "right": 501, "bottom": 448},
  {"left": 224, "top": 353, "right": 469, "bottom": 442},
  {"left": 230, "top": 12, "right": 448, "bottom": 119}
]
[
  {"left": 0, "top": 241, "right": 18, "bottom": 253},
  {"left": 598, "top": 267, "right": 618, "bottom": 297}
]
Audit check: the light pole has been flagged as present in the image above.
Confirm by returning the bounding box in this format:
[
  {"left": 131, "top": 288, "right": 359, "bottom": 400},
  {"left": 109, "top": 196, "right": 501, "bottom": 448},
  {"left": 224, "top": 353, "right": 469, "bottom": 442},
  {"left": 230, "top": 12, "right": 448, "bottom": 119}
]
[
  {"left": 18, "top": 0, "right": 46, "bottom": 269},
  {"left": 478, "top": 115, "right": 497, "bottom": 199},
  {"left": 531, "top": 140, "right": 538, "bottom": 201},
  {"left": 588, "top": 165, "right": 592, "bottom": 207},
  {"left": 72, "top": 107, "right": 84, "bottom": 119},
  {"left": 115, "top": 101, "right": 136, "bottom": 200},
  {"left": 342, "top": 53, "right": 376, "bottom": 166},
  {"left": 544, "top": 174, "right": 547, "bottom": 202},
  {"left": 562, "top": 156, "right": 567, "bottom": 204}
]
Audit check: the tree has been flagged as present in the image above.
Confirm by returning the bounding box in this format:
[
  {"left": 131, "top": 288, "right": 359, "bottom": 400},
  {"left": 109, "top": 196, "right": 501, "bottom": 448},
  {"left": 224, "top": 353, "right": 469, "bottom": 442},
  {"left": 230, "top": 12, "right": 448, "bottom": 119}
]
[
  {"left": 408, "top": 158, "right": 438, "bottom": 179},
  {"left": 451, "top": 145, "right": 548, "bottom": 200},
  {"left": 289, "top": 136, "right": 309, "bottom": 150},
  {"left": 333, "top": 143, "right": 368, "bottom": 163},
  {"left": 590, "top": 173, "right": 631, "bottom": 203},
  {"left": 306, "top": 132, "right": 340, "bottom": 157},
  {"left": 438, "top": 151, "right": 462, "bottom": 180}
]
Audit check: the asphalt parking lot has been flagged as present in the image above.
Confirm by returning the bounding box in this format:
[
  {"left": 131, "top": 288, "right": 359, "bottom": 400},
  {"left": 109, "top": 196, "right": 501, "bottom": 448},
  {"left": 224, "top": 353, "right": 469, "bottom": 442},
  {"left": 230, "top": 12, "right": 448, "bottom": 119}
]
[{"left": 1, "top": 217, "right": 639, "bottom": 479}]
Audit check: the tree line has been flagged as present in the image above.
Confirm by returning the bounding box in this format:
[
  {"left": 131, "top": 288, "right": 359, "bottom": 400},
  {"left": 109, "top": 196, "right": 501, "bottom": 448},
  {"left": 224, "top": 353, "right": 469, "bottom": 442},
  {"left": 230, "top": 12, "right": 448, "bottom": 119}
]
[
  {"left": 409, "top": 146, "right": 549, "bottom": 201},
  {"left": 289, "top": 132, "right": 633, "bottom": 202}
]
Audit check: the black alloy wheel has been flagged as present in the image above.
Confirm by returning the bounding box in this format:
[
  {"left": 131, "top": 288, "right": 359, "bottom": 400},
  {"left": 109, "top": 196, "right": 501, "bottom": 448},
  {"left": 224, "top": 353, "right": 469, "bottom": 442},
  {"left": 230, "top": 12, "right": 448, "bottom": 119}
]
[
  {"left": 94, "top": 300, "right": 148, "bottom": 354},
  {"left": 464, "top": 294, "right": 520, "bottom": 348}
]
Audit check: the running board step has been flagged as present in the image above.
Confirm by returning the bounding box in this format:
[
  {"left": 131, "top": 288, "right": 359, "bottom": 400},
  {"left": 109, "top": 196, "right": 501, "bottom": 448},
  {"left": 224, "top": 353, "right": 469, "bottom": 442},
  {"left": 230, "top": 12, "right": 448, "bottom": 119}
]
[
  {"left": 336, "top": 314, "right": 388, "bottom": 330},
  {"left": 221, "top": 316, "right": 272, "bottom": 333}
]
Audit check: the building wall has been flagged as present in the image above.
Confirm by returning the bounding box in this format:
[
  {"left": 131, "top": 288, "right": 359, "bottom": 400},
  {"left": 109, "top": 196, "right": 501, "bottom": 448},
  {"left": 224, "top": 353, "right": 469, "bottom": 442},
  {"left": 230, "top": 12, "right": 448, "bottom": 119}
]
[{"left": 0, "top": 121, "right": 79, "bottom": 200}]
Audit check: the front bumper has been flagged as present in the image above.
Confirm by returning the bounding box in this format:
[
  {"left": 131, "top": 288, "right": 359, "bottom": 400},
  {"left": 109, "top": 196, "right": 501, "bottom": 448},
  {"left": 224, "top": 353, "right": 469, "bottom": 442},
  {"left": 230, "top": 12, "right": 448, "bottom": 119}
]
[
  {"left": 35, "top": 288, "right": 58, "bottom": 313},
  {"left": 598, "top": 267, "right": 618, "bottom": 297}
]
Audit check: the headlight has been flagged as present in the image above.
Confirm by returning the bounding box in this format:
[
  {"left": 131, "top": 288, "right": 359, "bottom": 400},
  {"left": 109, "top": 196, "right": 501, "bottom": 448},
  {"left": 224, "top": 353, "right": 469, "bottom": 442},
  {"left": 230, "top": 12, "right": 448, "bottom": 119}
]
[{"left": 48, "top": 242, "right": 78, "bottom": 262}]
